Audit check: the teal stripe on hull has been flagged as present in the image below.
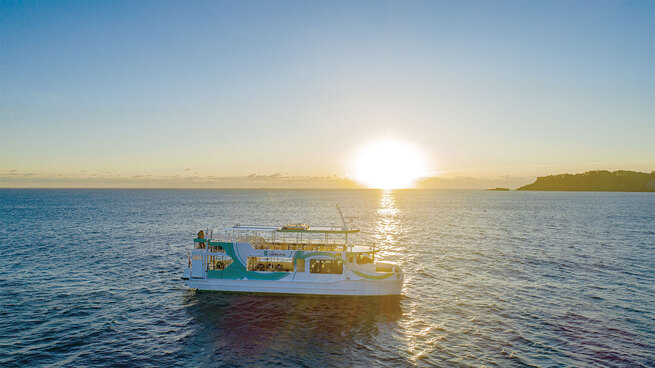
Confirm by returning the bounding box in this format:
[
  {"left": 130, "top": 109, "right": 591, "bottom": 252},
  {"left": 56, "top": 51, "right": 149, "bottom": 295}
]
[{"left": 207, "top": 241, "right": 288, "bottom": 281}]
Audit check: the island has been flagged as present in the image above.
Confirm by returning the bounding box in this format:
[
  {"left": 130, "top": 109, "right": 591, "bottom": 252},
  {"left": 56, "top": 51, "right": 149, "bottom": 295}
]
[
  {"left": 487, "top": 187, "right": 510, "bottom": 191},
  {"left": 517, "top": 170, "right": 655, "bottom": 192}
]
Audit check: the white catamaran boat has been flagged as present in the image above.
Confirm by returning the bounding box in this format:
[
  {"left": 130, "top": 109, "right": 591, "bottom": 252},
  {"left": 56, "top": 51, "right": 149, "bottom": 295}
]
[{"left": 182, "top": 208, "right": 403, "bottom": 296}]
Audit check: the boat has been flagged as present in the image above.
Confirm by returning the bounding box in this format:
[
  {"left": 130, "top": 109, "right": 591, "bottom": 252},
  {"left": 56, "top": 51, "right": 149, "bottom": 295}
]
[{"left": 182, "top": 207, "right": 403, "bottom": 296}]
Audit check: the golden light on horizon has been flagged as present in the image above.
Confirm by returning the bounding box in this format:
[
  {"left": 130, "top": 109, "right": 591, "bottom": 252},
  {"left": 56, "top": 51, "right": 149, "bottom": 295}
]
[{"left": 352, "top": 139, "right": 428, "bottom": 189}]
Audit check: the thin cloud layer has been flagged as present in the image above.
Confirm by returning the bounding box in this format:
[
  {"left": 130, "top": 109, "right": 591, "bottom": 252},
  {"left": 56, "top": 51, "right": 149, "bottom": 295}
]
[{"left": 0, "top": 170, "right": 533, "bottom": 189}]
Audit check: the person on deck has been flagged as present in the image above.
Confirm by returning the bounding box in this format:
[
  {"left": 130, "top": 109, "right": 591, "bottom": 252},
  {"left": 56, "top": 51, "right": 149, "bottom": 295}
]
[{"left": 197, "top": 230, "right": 206, "bottom": 249}]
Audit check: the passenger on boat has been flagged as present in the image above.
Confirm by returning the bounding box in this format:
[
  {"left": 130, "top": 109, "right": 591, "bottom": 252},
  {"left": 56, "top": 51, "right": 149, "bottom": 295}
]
[{"left": 197, "top": 230, "right": 206, "bottom": 249}]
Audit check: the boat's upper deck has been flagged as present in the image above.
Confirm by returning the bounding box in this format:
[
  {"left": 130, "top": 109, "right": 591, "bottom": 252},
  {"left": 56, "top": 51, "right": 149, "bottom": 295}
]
[
  {"left": 197, "top": 223, "right": 374, "bottom": 253},
  {"left": 229, "top": 224, "right": 360, "bottom": 234}
]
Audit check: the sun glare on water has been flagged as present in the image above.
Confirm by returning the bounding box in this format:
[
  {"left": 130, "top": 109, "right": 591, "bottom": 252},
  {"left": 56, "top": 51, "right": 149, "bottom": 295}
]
[{"left": 352, "top": 139, "right": 428, "bottom": 189}]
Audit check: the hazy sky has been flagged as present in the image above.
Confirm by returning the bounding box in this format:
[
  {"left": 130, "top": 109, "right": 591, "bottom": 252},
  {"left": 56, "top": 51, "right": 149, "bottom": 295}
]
[{"left": 1, "top": 0, "right": 654, "bottom": 187}]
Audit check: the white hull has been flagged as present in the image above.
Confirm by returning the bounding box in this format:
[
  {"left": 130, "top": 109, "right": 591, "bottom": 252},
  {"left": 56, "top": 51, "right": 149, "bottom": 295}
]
[{"left": 184, "top": 276, "right": 403, "bottom": 296}]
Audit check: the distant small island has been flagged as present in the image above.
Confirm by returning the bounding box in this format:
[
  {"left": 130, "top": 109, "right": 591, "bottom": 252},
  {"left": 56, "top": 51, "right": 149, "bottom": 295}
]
[
  {"left": 487, "top": 187, "right": 510, "bottom": 191},
  {"left": 517, "top": 170, "right": 655, "bottom": 192}
]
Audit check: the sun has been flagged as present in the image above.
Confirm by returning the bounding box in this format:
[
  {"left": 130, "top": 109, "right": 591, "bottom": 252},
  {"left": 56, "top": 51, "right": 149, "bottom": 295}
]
[{"left": 351, "top": 139, "right": 428, "bottom": 189}]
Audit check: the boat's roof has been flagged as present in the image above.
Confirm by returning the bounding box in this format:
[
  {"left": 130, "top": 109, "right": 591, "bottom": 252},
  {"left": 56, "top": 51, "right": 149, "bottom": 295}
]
[{"left": 229, "top": 225, "right": 360, "bottom": 234}]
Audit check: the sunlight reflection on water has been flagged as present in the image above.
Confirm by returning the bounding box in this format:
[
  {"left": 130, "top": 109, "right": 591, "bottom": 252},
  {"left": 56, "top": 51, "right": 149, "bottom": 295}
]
[{"left": 374, "top": 190, "right": 402, "bottom": 259}]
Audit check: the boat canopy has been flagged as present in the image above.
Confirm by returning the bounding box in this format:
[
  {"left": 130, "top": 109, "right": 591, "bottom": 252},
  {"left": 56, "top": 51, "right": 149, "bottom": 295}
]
[{"left": 230, "top": 224, "right": 359, "bottom": 234}]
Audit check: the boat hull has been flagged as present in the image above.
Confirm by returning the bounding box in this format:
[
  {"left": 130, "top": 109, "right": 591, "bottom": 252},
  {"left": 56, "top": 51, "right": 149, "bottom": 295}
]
[{"left": 183, "top": 277, "right": 403, "bottom": 296}]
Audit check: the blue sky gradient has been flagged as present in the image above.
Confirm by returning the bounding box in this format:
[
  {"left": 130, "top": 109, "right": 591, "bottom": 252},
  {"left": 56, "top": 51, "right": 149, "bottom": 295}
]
[{"left": 1, "top": 0, "right": 653, "bottom": 186}]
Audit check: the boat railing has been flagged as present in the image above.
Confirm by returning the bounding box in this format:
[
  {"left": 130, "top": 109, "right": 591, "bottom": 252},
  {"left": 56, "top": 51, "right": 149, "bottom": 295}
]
[
  {"left": 205, "top": 231, "right": 376, "bottom": 253},
  {"left": 213, "top": 233, "right": 350, "bottom": 245}
]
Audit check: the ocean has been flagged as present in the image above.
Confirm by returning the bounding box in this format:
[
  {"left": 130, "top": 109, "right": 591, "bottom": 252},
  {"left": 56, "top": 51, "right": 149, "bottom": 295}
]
[{"left": 0, "top": 189, "right": 653, "bottom": 367}]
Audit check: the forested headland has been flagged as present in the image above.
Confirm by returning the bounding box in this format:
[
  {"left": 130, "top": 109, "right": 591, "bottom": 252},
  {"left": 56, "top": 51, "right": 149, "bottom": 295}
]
[{"left": 517, "top": 170, "right": 655, "bottom": 192}]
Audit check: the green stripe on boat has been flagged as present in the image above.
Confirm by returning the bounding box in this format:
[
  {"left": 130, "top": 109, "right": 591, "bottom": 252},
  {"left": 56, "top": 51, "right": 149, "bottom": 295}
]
[
  {"left": 352, "top": 271, "right": 395, "bottom": 280},
  {"left": 206, "top": 241, "right": 288, "bottom": 281}
]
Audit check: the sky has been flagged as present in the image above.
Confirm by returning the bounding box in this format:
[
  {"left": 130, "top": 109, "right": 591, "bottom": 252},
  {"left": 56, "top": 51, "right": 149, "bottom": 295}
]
[{"left": 1, "top": 0, "right": 654, "bottom": 188}]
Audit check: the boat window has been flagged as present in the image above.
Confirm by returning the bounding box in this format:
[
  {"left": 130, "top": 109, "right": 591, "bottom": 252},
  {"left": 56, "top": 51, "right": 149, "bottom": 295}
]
[
  {"left": 247, "top": 257, "right": 293, "bottom": 272},
  {"left": 375, "top": 263, "right": 393, "bottom": 273},
  {"left": 209, "top": 244, "right": 225, "bottom": 253},
  {"left": 356, "top": 253, "right": 374, "bottom": 264},
  {"left": 208, "top": 256, "right": 232, "bottom": 270},
  {"left": 309, "top": 259, "right": 343, "bottom": 274}
]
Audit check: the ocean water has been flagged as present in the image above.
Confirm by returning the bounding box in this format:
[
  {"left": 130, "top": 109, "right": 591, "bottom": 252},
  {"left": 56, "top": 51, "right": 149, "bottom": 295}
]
[{"left": 0, "top": 189, "right": 653, "bottom": 367}]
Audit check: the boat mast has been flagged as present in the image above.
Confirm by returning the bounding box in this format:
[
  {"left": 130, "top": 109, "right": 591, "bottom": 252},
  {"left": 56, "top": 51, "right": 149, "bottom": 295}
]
[
  {"left": 337, "top": 205, "right": 350, "bottom": 248},
  {"left": 337, "top": 205, "right": 348, "bottom": 231}
]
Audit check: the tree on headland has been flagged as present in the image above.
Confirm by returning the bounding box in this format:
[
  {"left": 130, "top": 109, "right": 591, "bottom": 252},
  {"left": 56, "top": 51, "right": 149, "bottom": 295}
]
[{"left": 517, "top": 170, "right": 655, "bottom": 192}]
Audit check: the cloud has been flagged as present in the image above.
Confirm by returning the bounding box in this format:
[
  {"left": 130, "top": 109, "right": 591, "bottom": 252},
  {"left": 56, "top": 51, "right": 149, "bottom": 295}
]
[
  {"left": 0, "top": 170, "right": 534, "bottom": 189},
  {"left": 0, "top": 172, "right": 362, "bottom": 189}
]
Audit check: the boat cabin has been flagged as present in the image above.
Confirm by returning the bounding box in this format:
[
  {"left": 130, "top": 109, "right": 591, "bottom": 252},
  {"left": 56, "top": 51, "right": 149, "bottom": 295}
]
[{"left": 187, "top": 223, "right": 382, "bottom": 279}]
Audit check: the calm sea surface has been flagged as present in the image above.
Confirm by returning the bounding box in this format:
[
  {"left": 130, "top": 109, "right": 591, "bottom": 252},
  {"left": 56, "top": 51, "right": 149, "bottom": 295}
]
[{"left": 0, "top": 189, "right": 653, "bottom": 367}]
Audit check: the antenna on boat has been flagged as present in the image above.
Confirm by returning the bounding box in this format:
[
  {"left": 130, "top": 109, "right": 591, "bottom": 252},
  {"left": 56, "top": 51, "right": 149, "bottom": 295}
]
[{"left": 336, "top": 205, "right": 348, "bottom": 231}]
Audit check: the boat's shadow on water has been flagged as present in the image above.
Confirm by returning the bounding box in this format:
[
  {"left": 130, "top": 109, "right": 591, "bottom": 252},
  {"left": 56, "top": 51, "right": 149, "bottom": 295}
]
[{"left": 182, "top": 291, "right": 406, "bottom": 365}]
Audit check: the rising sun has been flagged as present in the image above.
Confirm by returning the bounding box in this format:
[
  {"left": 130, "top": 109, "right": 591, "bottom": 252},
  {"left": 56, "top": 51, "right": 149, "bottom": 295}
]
[{"left": 351, "top": 139, "right": 428, "bottom": 189}]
